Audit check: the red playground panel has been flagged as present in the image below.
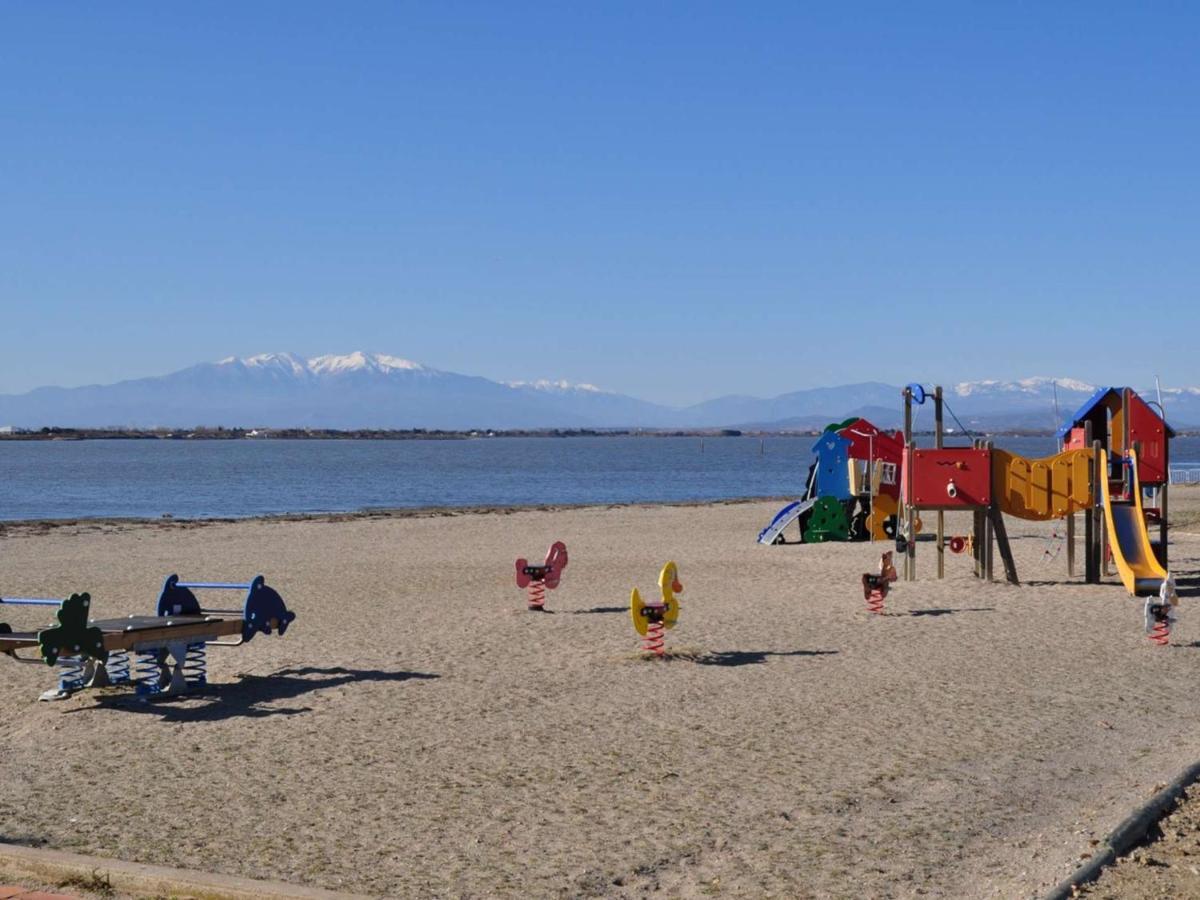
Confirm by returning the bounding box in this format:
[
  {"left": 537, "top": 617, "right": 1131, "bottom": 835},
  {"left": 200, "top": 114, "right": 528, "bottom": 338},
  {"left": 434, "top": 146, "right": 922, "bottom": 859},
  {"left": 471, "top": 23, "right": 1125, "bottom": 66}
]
[
  {"left": 1063, "top": 427, "right": 1088, "bottom": 451},
  {"left": 904, "top": 448, "right": 992, "bottom": 509},
  {"left": 1126, "top": 392, "right": 1168, "bottom": 485},
  {"left": 837, "top": 418, "right": 905, "bottom": 466}
]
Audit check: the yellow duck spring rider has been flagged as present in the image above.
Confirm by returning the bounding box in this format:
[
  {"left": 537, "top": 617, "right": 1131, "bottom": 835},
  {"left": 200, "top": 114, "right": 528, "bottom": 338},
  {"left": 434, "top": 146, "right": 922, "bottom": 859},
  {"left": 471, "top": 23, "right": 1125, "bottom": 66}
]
[{"left": 631, "top": 562, "right": 682, "bottom": 657}]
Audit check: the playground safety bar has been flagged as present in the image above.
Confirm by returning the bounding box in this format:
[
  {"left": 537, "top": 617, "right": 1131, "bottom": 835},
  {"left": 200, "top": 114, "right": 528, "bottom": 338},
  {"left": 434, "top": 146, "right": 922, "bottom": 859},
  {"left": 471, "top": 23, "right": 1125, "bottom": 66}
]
[
  {"left": 157, "top": 574, "right": 295, "bottom": 645},
  {"left": 170, "top": 580, "right": 259, "bottom": 623},
  {"left": 173, "top": 582, "right": 254, "bottom": 590}
]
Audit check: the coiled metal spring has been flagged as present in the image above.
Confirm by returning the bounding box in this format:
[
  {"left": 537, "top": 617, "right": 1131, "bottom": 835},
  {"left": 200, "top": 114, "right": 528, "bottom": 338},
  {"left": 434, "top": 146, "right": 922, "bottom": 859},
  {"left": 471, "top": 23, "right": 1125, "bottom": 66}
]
[
  {"left": 105, "top": 650, "right": 131, "bottom": 685},
  {"left": 642, "top": 620, "right": 665, "bottom": 657},
  {"left": 56, "top": 656, "right": 88, "bottom": 694},
  {"left": 1148, "top": 620, "right": 1171, "bottom": 646},
  {"left": 527, "top": 580, "right": 546, "bottom": 610},
  {"left": 183, "top": 643, "right": 207, "bottom": 686},
  {"left": 862, "top": 574, "right": 888, "bottom": 615},
  {"left": 135, "top": 650, "right": 166, "bottom": 695}
]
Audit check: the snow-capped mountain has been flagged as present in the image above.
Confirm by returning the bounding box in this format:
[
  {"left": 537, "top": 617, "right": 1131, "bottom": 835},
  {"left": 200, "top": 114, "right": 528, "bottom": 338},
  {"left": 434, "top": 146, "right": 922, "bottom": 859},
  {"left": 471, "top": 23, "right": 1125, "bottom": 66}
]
[
  {"left": 0, "top": 352, "right": 673, "bottom": 430},
  {"left": 0, "top": 355, "right": 1196, "bottom": 430},
  {"left": 952, "top": 376, "right": 1097, "bottom": 399}
]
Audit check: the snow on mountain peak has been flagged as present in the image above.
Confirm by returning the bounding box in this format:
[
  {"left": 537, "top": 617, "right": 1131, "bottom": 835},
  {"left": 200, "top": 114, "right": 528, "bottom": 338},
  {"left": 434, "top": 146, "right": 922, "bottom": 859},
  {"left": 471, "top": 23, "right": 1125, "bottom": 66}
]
[
  {"left": 307, "top": 351, "right": 426, "bottom": 375},
  {"left": 953, "top": 377, "right": 1096, "bottom": 397},
  {"left": 217, "top": 352, "right": 310, "bottom": 376},
  {"left": 506, "top": 379, "right": 604, "bottom": 394},
  {"left": 216, "top": 351, "right": 427, "bottom": 377}
]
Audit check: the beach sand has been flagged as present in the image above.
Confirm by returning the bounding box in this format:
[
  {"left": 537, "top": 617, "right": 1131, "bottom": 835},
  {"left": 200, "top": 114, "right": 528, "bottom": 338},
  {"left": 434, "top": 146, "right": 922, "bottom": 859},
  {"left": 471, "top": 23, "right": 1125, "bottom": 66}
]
[{"left": 1, "top": 490, "right": 1199, "bottom": 898}]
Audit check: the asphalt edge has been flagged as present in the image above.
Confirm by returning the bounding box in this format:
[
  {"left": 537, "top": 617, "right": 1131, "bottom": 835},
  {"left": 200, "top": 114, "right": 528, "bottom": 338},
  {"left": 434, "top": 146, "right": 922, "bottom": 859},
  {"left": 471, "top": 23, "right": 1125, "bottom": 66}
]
[
  {"left": 1043, "top": 759, "right": 1200, "bottom": 899},
  {"left": 0, "top": 842, "right": 379, "bottom": 900}
]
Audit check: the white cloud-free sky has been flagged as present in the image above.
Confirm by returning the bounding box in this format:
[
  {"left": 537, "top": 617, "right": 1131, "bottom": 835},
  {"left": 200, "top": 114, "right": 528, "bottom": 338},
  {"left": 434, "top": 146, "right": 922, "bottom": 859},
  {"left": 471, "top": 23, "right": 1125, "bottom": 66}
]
[{"left": 1, "top": 3, "right": 1197, "bottom": 404}]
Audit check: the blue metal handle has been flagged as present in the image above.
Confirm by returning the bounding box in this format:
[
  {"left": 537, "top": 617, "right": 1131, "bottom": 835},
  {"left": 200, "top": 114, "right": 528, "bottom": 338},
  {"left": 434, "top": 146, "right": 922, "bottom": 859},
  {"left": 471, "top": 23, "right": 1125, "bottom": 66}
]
[
  {"left": 0, "top": 597, "right": 62, "bottom": 607},
  {"left": 174, "top": 582, "right": 254, "bottom": 590}
]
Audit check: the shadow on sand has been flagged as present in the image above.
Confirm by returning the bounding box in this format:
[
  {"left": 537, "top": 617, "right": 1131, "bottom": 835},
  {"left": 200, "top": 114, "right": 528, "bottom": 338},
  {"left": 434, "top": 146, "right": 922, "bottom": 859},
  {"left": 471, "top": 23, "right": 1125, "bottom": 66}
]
[
  {"left": 905, "top": 607, "right": 996, "bottom": 617},
  {"left": 70, "top": 665, "right": 439, "bottom": 722},
  {"left": 1174, "top": 571, "right": 1200, "bottom": 598},
  {"left": 569, "top": 605, "right": 627, "bottom": 615},
  {"left": 690, "top": 649, "right": 838, "bottom": 667}
]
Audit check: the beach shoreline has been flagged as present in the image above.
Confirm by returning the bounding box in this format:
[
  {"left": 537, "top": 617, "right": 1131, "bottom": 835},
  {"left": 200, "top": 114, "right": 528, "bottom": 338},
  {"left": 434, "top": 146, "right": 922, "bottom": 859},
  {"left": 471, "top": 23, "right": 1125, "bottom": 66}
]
[
  {"left": 4, "top": 484, "right": 1198, "bottom": 537},
  {"left": 0, "top": 494, "right": 792, "bottom": 536}
]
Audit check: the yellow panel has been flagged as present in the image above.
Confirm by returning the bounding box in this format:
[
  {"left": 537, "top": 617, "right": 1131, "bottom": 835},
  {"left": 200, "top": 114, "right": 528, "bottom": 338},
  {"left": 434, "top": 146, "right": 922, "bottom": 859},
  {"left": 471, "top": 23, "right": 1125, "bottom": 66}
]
[
  {"left": 1030, "top": 461, "right": 1051, "bottom": 516},
  {"left": 1071, "top": 453, "right": 1091, "bottom": 505},
  {"left": 868, "top": 493, "right": 898, "bottom": 541},
  {"left": 848, "top": 460, "right": 866, "bottom": 496},
  {"left": 992, "top": 448, "right": 1094, "bottom": 520},
  {"left": 659, "top": 562, "right": 682, "bottom": 629},
  {"left": 1049, "top": 454, "right": 1071, "bottom": 517},
  {"left": 630, "top": 587, "right": 649, "bottom": 636}
]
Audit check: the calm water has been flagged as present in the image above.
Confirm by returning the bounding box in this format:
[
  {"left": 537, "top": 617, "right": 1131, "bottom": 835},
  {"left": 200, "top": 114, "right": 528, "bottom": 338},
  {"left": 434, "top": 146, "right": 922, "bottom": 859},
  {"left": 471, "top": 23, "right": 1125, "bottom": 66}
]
[{"left": 2, "top": 435, "right": 1198, "bottom": 521}]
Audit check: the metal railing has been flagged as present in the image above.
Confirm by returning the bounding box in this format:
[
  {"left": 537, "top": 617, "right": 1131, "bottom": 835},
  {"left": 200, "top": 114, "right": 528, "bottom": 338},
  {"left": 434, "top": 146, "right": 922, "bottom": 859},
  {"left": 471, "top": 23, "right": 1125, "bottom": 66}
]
[{"left": 1170, "top": 466, "right": 1200, "bottom": 485}]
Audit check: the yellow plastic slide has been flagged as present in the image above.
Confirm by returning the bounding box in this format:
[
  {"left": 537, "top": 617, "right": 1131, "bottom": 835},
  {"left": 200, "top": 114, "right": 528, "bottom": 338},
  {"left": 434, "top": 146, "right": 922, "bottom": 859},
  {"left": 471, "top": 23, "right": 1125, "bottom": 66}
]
[{"left": 1099, "top": 448, "right": 1168, "bottom": 596}]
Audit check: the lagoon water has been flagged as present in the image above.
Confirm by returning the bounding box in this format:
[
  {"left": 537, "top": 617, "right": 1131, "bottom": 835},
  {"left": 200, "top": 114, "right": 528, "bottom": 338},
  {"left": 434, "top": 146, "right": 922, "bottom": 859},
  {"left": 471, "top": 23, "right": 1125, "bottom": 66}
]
[{"left": 2, "top": 435, "right": 1198, "bottom": 522}]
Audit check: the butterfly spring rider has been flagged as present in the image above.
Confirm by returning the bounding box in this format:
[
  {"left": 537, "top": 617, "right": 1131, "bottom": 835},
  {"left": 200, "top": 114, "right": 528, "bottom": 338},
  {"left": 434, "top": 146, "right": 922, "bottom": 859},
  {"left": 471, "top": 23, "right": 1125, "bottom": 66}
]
[
  {"left": 514, "top": 542, "right": 568, "bottom": 611},
  {"left": 631, "top": 562, "right": 682, "bottom": 657},
  {"left": 0, "top": 574, "right": 295, "bottom": 701}
]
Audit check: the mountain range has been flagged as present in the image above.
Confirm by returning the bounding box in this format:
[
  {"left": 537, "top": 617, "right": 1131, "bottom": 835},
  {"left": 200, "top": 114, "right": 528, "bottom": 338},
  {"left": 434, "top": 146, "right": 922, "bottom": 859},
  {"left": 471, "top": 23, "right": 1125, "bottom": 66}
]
[{"left": 1, "top": 352, "right": 1197, "bottom": 432}]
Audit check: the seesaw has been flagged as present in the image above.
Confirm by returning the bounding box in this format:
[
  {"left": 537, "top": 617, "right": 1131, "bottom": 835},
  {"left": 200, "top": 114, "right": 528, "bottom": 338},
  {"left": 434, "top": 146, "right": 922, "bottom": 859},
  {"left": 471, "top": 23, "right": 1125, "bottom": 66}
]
[{"left": 0, "top": 574, "right": 295, "bottom": 701}]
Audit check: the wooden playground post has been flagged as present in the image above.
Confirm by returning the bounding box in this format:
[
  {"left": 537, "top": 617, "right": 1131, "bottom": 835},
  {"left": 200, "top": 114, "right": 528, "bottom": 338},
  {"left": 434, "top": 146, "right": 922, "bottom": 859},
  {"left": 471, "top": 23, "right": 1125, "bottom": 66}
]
[
  {"left": 1061, "top": 426, "right": 1075, "bottom": 578},
  {"left": 973, "top": 507, "right": 985, "bottom": 579},
  {"left": 1066, "top": 513, "right": 1075, "bottom": 577},
  {"left": 984, "top": 439, "right": 995, "bottom": 582},
  {"left": 935, "top": 386, "right": 945, "bottom": 580},
  {"left": 1083, "top": 423, "right": 1098, "bottom": 584},
  {"left": 1092, "top": 438, "right": 1105, "bottom": 581},
  {"left": 903, "top": 386, "right": 915, "bottom": 581},
  {"left": 1161, "top": 477, "right": 1170, "bottom": 569}
]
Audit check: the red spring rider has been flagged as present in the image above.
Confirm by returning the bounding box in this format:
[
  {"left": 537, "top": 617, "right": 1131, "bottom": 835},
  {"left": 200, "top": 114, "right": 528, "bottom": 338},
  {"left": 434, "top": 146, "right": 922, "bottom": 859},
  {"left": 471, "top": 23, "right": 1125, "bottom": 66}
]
[
  {"left": 861, "top": 550, "right": 897, "bottom": 615},
  {"left": 1144, "top": 574, "right": 1179, "bottom": 646},
  {"left": 515, "top": 541, "right": 568, "bottom": 611}
]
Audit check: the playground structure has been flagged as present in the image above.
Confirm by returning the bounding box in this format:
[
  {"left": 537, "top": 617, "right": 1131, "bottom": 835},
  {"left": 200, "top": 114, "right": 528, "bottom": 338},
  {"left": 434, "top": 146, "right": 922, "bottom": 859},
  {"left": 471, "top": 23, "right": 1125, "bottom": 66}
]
[
  {"left": 514, "top": 541, "right": 568, "bottom": 610},
  {"left": 860, "top": 551, "right": 898, "bottom": 615},
  {"left": 0, "top": 575, "right": 295, "bottom": 700},
  {"left": 897, "top": 384, "right": 1173, "bottom": 600},
  {"left": 630, "top": 562, "right": 682, "bottom": 657},
  {"left": 758, "top": 417, "right": 908, "bottom": 545}
]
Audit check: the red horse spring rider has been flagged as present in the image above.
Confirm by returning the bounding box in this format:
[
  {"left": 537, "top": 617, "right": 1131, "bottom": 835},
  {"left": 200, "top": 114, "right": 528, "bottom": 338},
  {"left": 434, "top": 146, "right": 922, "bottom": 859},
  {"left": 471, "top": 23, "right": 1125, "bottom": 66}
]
[
  {"left": 514, "top": 541, "right": 568, "bottom": 611},
  {"left": 861, "top": 551, "right": 898, "bottom": 615}
]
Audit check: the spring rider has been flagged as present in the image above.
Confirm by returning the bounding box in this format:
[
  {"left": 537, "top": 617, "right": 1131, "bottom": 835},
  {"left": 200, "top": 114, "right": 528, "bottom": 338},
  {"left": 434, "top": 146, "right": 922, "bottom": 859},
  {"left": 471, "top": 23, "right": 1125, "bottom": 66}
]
[
  {"left": 861, "top": 551, "right": 898, "bottom": 615},
  {"left": 1144, "top": 574, "right": 1180, "bottom": 646},
  {"left": 631, "top": 562, "right": 682, "bottom": 657},
  {"left": 515, "top": 541, "right": 568, "bottom": 611}
]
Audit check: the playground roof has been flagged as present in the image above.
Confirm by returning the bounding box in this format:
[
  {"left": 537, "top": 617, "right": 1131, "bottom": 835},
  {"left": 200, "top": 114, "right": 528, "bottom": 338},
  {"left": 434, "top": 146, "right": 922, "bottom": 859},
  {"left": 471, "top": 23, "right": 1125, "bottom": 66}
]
[{"left": 1055, "top": 386, "right": 1177, "bottom": 440}]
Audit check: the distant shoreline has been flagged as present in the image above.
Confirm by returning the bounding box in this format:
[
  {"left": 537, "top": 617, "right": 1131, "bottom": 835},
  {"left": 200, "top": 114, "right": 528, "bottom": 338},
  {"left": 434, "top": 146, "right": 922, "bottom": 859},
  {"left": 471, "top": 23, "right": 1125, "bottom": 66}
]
[{"left": 0, "top": 425, "right": 1132, "bottom": 441}]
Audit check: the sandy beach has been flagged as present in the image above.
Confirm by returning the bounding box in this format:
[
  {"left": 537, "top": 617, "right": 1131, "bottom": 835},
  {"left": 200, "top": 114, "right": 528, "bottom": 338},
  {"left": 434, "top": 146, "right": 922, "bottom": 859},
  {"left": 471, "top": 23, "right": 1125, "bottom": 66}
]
[{"left": 1, "top": 491, "right": 1199, "bottom": 898}]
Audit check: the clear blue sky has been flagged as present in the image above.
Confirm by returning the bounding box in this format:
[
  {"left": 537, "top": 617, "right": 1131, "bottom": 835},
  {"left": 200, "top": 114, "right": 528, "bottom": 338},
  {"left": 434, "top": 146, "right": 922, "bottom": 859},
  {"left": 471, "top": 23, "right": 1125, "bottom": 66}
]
[{"left": 1, "top": 2, "right": 1196, "bottom": 405}]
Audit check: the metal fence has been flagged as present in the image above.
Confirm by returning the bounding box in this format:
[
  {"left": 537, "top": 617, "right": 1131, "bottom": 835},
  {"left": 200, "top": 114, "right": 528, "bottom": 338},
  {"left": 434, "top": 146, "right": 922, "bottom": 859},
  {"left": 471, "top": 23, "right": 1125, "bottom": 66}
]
[{"left": 1170, "top": 466, "right": 1200, "bottom": 485}]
